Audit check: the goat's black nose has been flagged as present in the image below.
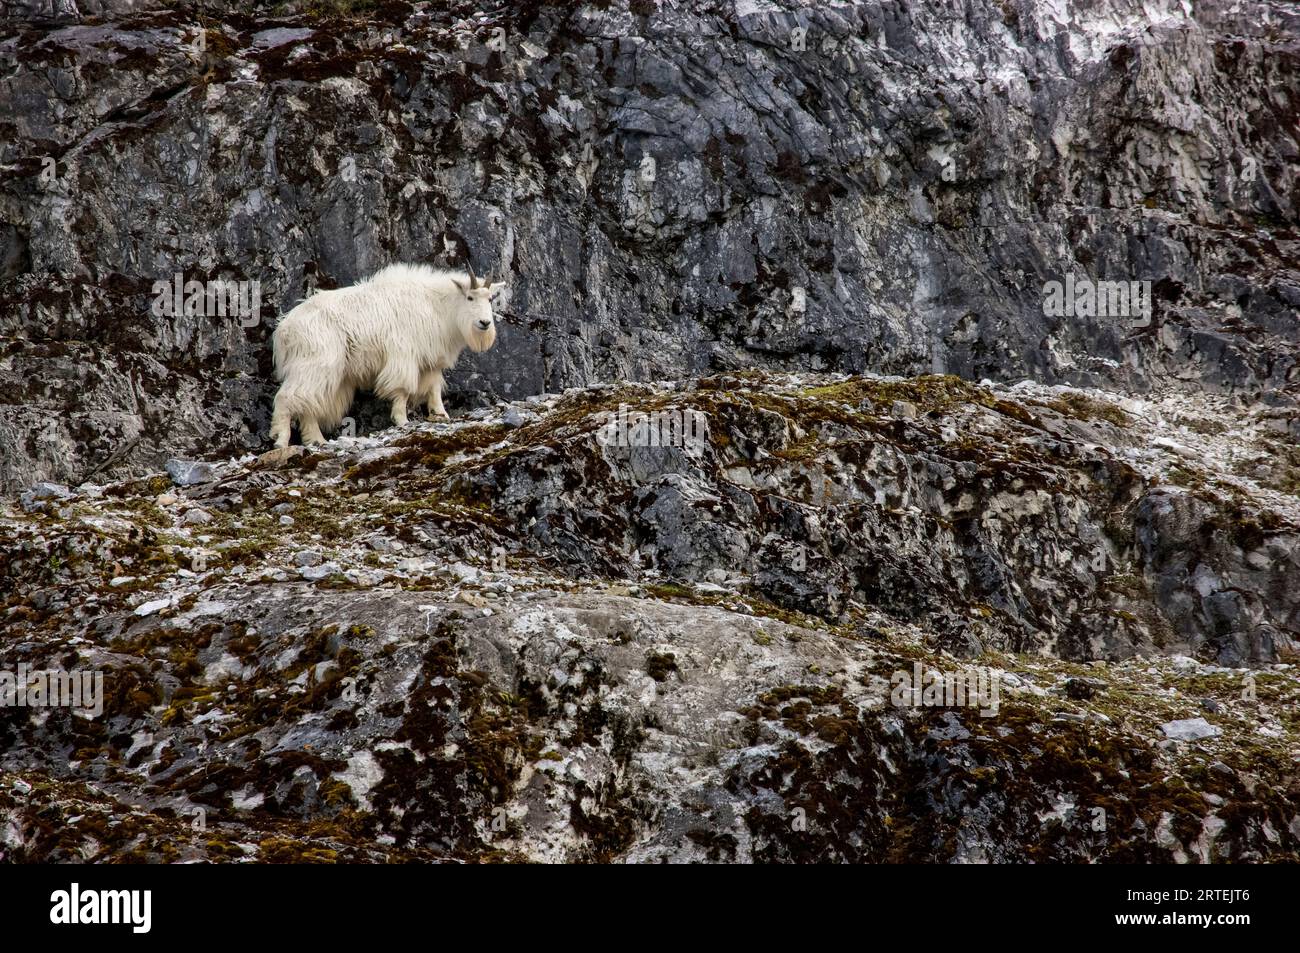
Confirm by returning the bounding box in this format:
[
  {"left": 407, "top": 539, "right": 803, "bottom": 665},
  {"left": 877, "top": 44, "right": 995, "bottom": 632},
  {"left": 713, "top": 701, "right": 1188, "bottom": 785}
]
[{"left": 477, "top": 320, "right": 491, "bottom": 330}]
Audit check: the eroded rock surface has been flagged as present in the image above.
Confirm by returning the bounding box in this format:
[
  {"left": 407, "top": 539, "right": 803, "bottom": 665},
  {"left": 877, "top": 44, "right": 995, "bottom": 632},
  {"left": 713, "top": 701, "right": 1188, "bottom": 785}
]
[
  {"left": 1, "top": 0, "right": 1297, "bottom": 491},
  {"left": 2, "top": 374, "right": 1297, "bottom": 862}
]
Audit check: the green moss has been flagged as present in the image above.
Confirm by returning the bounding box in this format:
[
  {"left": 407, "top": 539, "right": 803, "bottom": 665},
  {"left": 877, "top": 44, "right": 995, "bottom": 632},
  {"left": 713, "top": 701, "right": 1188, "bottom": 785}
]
[
  {"left": 299, "top": 0, "right": 379, "bottom": 19},
  {"left": 795, "top": 374, "right": 991, "bottom": 415},
  {"left": 258, "top": 836, "right": 339, "bottom": 863},
  {"left": 1163, "top": 464, "right": 1204, "bottom": 489},
  {"left": 346, "top": 423, "right": 511, "bottom": 482},
  {"left": 1036, "top": 393, "right": 1130, "bottom": 427}
]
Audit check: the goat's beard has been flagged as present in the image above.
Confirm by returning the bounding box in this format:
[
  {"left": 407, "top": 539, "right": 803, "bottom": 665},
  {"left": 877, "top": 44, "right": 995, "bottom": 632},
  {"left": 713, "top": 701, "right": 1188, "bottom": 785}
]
[{"left": 465, "top": 324, "right": 497, "bottom": 353}]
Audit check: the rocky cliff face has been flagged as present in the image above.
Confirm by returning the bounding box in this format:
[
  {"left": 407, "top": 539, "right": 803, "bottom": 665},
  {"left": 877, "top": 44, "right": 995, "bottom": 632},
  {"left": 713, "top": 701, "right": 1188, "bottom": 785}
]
[
  {"left": 1, "top": 0, "right": 1298, "bottom": 863},
  {"left": 1, "top": 0, "right": 1297, "bottom": 490},
  {"left": 2, "top": 375, "right": 1299, "bottom": 861}
]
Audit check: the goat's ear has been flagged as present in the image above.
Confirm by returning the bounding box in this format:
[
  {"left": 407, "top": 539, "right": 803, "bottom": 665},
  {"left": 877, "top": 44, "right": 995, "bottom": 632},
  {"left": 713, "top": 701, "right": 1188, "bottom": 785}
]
[
  {"left": 451, "top": 278, "right": 467, "bottom": 294},
  {"left": 488, "top": 281, "right": 506, "bottom": 299}
]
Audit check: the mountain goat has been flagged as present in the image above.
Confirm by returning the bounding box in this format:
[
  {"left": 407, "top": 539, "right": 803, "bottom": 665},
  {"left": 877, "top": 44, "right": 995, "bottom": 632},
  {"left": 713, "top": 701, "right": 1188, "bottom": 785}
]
[{"left": 270, "top": 263, "right": 503, "bottom": 447}]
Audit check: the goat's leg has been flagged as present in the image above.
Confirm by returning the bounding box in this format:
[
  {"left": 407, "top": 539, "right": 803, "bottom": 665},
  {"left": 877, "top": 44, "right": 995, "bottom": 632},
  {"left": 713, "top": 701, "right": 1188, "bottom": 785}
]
[
  {"left": 428, "top": 369, "right": 448, "bottom": 420},
  {"left": 390, "top": 392, "right": 410, "bottom": 427},
  {"left": 270, "top": 400, "right": 293, "bottom": 448},
  {"left": 301, "top": 417, "right": 326, "bottom": 445}
]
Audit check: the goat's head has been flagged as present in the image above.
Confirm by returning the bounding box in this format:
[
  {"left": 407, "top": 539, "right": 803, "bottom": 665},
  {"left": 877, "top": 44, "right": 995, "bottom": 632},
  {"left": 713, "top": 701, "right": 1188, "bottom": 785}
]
[{"left": 451, "top": 263, "right": 504, "bottom": 353}]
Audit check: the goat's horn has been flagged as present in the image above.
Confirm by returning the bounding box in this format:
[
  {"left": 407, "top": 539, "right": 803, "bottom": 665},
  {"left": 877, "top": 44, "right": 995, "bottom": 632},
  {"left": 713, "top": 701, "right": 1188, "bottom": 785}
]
[{"left": 467, "top": 262, "right": 480, "bottom": 289}]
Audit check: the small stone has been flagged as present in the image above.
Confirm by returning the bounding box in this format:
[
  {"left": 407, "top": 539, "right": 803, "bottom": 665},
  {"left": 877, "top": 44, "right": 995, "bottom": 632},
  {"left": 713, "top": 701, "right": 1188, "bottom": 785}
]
[
  {"left": 1199, "top": 698, "right": 1222, "bottom": 714},
  {"left": 1064, "top": 677, "right": 1103, "bottom": 700},
  {"left": 134, "top": 597, "right": 172, "bottom": 617},
  {"left": 502, "top": 406, "right": 527, "bottom": 428},
  {"left": 449, "top": 562, "right": 481, "bottom": 583},
  {"left": 253, "top": 445, "right": 306, "bottom": 470},
  {"left": 358, "top": 447, "right": 400, "bottom": 466},
  {"left": 891, "top": 400, "right": 918, "bottom": 420},
  {"left": 294, "top": 550, "right": 322, "bottom": 568},
  {"left": 165, "top": 459, "right": 216, "bottom": 486},
  {"left": 29, "top": 481, "right": 71, "bottom": 500},
  {"left": 456, "top": 590, "right": 489, "bottom": 608},
  {"left": 1155, "top": 812, "right": 1181, "bottom": 850},
  {"left": 1161, "top": 717, "right": 1222, "bottom": 741},
  {"left": 279, "top": 515, "right": 295, "bottom": 526},
  {"left": 20, "top": 482, "right": 71, "bottom": 511},
  {"left": 301, "top": 563, "right": 339, "bottom": 581},
  {"left": 183, "top": 508, "right": 213, "bottom": 526},
  {"left": 155, "top": 493, "right": 178, "bottom": 506}
]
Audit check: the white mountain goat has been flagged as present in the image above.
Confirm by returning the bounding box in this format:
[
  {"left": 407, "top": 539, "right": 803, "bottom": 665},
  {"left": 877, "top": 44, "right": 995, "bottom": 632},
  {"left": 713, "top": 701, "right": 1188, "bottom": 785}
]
[{"left": 269, "top": 263, "right": 503, "bottom": 447}]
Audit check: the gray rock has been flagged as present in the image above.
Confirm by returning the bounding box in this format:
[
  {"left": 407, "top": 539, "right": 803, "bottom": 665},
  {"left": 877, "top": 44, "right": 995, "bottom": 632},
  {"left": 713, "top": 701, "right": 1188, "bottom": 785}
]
[
  {"left": 19, "top": 481, "right": 72, "bottom": 511},
  {"left": 181, "top": 508, "right": 212, "bottom": 526},
  {"left": 165, "top": 460, "right": 216, "bottom": 487},
  {"left": 892, "top": 401, "right": 918, "bottom": 421},
  {"left": 1064, "top": 677, "right": 1103, "bottom": 701},
  {"left": 301, "top": 562, "right": 339, "bottom": 581},
  {"left": 26, "top": 481, "right": 71, "bottom": 500},
  {"left": 1161, "top": 718, "right": 1223, "bottom": 742}
]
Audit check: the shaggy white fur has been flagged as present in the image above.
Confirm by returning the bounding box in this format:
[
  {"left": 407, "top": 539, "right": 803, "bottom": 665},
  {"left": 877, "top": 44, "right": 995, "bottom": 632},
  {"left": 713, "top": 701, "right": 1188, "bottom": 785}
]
[{"left": 270, "top": 263, "right": 503, "bottom": 447}]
